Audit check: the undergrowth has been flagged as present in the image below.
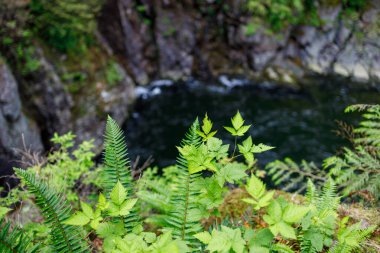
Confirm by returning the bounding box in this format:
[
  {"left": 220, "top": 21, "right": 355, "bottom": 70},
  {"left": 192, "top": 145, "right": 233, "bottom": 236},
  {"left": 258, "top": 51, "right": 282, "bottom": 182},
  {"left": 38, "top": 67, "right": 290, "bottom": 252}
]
[{"left": 0, "top": 108, "right": 378, "bottom": 252}]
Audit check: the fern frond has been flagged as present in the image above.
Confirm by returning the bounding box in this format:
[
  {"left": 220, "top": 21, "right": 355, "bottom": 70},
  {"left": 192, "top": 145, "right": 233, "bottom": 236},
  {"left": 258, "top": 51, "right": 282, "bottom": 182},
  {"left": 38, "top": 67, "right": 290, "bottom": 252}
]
[
  {"left": 103, "top": 116, "right": 132, "bottom": 193},
  {"left": 103, "top": 116, "right": 141, "bottom": 231},
  {"left": 328, "top": 222, "right": 376, "bottom": 253},
  {"left": 0, "top": 219, "right": 39, "bottom": 253},
  {"left": 317, "top": 178, "right": 340, "bottom": 211},
  {"left": 266, "top": 158, "right": 326, "bottom": 193},
  {"left": 346, "top": 104, "right": 380, "bottom": 148},
  {"left": 166, "top": 119, "right": 203, "bottom": 249},
  {"left": 14, "top": 169, "right": 89, "bottom": 253},
  {"left": 325, "top": 146, "right": 380, "bottom": 199}
]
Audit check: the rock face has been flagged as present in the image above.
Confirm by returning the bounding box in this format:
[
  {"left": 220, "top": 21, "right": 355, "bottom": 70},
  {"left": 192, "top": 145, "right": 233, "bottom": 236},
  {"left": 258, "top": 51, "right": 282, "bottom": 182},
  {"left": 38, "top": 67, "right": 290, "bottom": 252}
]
[
  {"left": 1, "top": 0, "right": 380, "bottom": 166},
  {"left": 0, "top": 59, "right": 43, "bottom": 171},
  {"left": 98, "top": 0, "right": 380, "bottom": 85}
]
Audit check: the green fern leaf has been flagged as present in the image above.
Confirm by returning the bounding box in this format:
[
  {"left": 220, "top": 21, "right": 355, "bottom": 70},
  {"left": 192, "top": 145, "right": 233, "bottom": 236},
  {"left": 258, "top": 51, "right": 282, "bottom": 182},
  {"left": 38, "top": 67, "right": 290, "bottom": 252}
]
[
  {"left": 0, "top": 219, "right": 39, "bottom": 253},
  {"left": 14, "top": 169, "right": 89, "bottom": 253},
  {"left": 103, "top": 116, "right": 141, "bottom": 231},
  {"left": 166, "top": 119, "right": 204, "bottom": 249}
]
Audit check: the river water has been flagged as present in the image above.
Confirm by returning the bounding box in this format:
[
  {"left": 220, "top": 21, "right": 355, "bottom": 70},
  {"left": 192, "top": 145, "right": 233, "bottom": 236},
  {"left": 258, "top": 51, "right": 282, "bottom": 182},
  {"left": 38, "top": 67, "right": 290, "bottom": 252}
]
[{"left": 124, "top": 76, "right": 380, "bottom": 168}]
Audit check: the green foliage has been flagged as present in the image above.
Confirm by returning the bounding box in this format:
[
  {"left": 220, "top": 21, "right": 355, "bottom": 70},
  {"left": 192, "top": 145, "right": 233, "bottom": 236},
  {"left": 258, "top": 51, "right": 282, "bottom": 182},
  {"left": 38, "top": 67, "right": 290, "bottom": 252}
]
[
  {"left": 244, "top": 0, "right": 321, "bottom": 35},
  {"left": 224, "top": 111, "right": 251, "bottom": 137},
  {"left": 300, "top": 180, "right": 339, "bottom": 252},
  {"left": 325, "top": 146, "right": 380, "bottom": 199},
  {"left": 266, "top": 158, "right": 326, "bottom": 193},
  {"left": 328, "top": 217, "right": 376, "bottom": 253},
  {"left": 266, "top": 104, "right": 380, "bottom": 201},
  {"left": 166, "top": 119, "right": 204, "bottom": 248},
  {"left": 195, "top": 226, "right": 245, "bottom": 253},
  {"left": 345, "top": 104, "right": 380, "bottom": 147},
  {"left": 15, "top": 169, "right": 90, "bottom": 253},
  {"left": 242, "top": 175, "right": 274, "bottom": 210},
  {"left": 44, "top": 132, "right": 97, "bottom": 201},
  {"left": 239, "top": 136, "right": 274, "bottom": 167},
  {"left": 0, "top": 111, "right": 377, "bottom": 253},
  {"left": 30, "top": 0, "right": 102, "bottom": 52},
  {"left": 325, "top": 105, "right": 380, "bottom": 200},
  {"left": 103, "top": 116, "right": 141, "bottom": 231},
  {"left": 0, "top": 219, "right": 39, "bottom": 253},
  {"left": 105, "top": 61, "right": 124, "bottom": 87},
  {"left": 197, "top": 114, "right": 217, "bottom": 141}
]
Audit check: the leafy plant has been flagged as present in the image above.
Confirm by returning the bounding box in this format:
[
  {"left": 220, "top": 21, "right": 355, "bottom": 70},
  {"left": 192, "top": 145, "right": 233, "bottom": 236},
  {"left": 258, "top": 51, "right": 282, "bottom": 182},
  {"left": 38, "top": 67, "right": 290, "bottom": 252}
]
[
  {"left": 325, "top": 105, "right": 380, "bottom": 199},
  {"left": 266, "top": 104, "right": 380, "bottom": 201},
  {"left": 0, "top": 111, "right": 377, "bottom": 253},
  {"left": 0, "top": 219, "right": 39, "bottom": 253},
  {"left": 102, "top": 116, "right": 141, "bottom": 232},
  {"left": 15, "top": 169, "right": 90, "bottom": 253}
]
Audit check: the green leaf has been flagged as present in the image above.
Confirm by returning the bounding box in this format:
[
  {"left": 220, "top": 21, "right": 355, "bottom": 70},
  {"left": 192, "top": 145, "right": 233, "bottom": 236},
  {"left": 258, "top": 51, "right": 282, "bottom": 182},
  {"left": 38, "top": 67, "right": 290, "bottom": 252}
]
[
  {"left": 97, "top": 193, "right": 108, "bottom": 210},
  {"left": 119, "top": 198, "right": 138, "bottom": 216},
  {"left": 81, "top": 201, "right": 94, "bottom": 219},
  {"left": 236, "top": 125, "right": 252, "bottom": 136},
  {"left": 224, "top": 126, "right": 237, "bottom": 135},
  {"left": 194, "top": 231, "right": 212, "bottom": 244},
  {"left": 267, "top": 200, "right": 282, "bottom": 223},
  {"left": 251, "top": 143, "right": 275, "bottom": 153},
  {"left": 96, "top": 221, "right": 124, "bottom": 238},
  {"left": 231, "top": 111, "right": 245, "bottom": 130},
  {"left": 63, "top": 212, "right": 90, "bottom": 226},
  {"left": 277, "top": 222, "right": 296, "bottom": 239},
  {"left": 0, "top": 207, "right": 11, "bottom": 219},
  {"left": 207, "top": 137, "right": 223, "bottom": 151},
  {"left": 110, "top": 181, "right": 127, "bottom": 206},
  {"left": 246, "top": 174, "right": 266, "bottom": 199},
  {"left": 248, "top": 228, "right": 274, "bottom": 247},
  {"left": 282, "top": 204, "right": 309, "bottom": 224},
  {"left": 216, "top": 163, "right": 247, "bottom": 186},
  {"left": 202, "top": 113, "right": 213, "bottom": 135}
]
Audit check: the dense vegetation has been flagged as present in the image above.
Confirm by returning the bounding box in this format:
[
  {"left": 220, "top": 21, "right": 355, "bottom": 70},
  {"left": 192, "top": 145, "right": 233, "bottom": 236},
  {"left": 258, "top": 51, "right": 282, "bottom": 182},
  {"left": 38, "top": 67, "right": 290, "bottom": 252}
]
[{"left": 0, "top": 105, "right": 378, "bottom": 252}]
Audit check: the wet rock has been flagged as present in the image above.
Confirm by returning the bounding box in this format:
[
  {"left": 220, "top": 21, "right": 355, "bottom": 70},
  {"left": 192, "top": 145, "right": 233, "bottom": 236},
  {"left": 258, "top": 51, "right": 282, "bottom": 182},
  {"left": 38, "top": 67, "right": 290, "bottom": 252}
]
[
  {"left": 73, "top": 62, "right": 135, "bottom": 150},
  {"left": 19, "top": 47, "right": 73, "bottom": 138},
  {"left": 98, "top": 0, "right": 153, "bottom": 85},
  {"left": 0, "top": 59, "right": 43, "bottom": 159},
  {"left": 155, "top": 4, "right": 197, "bottom": 80}
]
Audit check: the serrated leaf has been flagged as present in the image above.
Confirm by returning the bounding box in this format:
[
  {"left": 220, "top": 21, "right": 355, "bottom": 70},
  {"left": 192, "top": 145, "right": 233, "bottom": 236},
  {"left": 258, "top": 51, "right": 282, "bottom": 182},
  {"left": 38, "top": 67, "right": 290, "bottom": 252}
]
[
  {"left": 119, "top": 198, "right": 138, "bottom": 216},
  {"left": 202, "top": 113, "right": 213, "bottom": 134},
  {"left": 63, "top": 212, "right": 90, "bottom": 226},
  {"left": 248, "top": 228, "right": 274, "bottom": 247},
  {"left": 231, "top": 111, "right": 245, "bottom": 130},
  {"left": 256, "top": 191, "right": 275, "bottom": 209},
  {"left": 246, "top": 174, "right": 266, "bottom": 199},
  {"left": 282, "top": 204, "right": 309, "bottom": 223},
  {"left": 216, "top": 163, "right": 247, "bottom": 187},
  {"left": 81, "top": 201, "right": 94, "bottom": 219},
  {"left": 207, "top": 137, "right": 223, "bottom": 151},
  {"left": 110, "top": 181, "right": 127, "bottom": 206},
  {"left": 98, "top": 192, "right": 108, "bottom": 210},
  {"left": 194, "top": 231, "right": 212, "bottom": 244},
  {"left": 251, "top": 143, "right": 275, "bottom": 153},
  {"left": 224, "top": 126, "right": 237, "bottom": 135},
  {"left": 277, "top": 222, "right": 296, "bottom": 239},
  {"left": 236, "top": 125, "right": 251, "bottom": 136},
  {"left": 267, "top": 200, "right": 282, "bottom": 223}
]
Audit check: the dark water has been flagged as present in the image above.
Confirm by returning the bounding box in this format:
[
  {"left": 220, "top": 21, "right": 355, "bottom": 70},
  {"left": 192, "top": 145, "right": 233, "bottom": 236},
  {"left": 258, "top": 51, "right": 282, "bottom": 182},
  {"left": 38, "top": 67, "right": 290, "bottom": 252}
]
[{"left": 124, "top": 76, "right": 380, "bottom": 168}]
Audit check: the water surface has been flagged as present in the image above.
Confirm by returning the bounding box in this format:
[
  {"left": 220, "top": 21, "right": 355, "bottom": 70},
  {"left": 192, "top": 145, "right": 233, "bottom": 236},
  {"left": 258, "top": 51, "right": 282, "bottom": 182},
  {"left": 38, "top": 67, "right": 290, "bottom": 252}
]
[{"left": 124, "top": 76, "right": 380, "bottom": 168}]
